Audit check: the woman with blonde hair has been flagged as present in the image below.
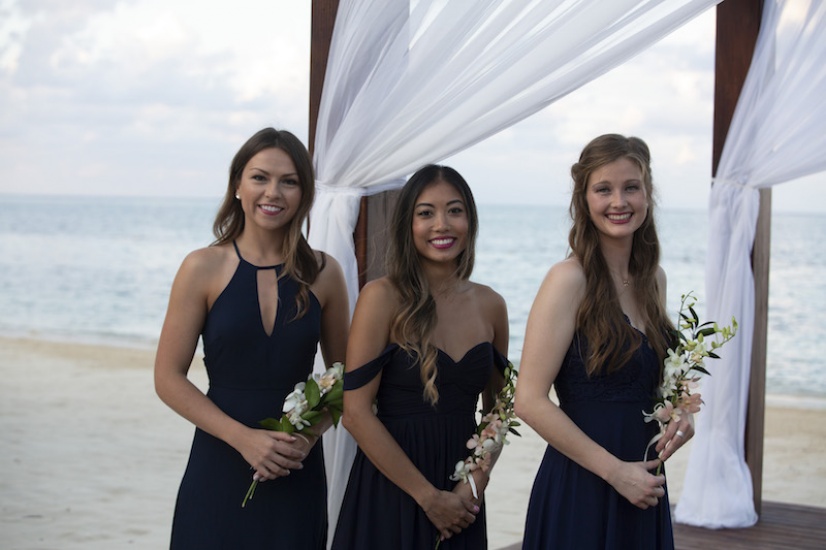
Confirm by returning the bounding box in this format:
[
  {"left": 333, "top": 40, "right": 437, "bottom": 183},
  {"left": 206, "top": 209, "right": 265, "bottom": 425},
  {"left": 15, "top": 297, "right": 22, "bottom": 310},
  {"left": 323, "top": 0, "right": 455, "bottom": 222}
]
[{"left": 516, "top": 134, "right": 690, "bottom": 549}]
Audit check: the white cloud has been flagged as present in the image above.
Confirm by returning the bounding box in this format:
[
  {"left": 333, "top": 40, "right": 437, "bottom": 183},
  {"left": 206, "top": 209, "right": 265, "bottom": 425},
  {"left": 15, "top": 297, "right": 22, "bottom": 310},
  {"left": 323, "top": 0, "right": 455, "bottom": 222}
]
[
  {"left": 0, "top": 0, "right": 30, "bottom": 72},
  {"left": 0, "top": 0, "right": 311, "bottom": 198},
  {"left": 53, "top": 6, "right": 194, "bottom": 68},
  {"left": 0, "top": 3, "right": 822, "bottom": 212}
]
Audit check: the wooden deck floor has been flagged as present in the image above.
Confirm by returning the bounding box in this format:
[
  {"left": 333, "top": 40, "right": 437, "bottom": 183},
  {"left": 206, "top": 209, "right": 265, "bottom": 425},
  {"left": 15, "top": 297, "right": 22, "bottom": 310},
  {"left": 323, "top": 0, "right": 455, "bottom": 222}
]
[
  {"left": 496, "top": 501, "right": 826, "bottom": 550},
  {"left": 672, "top": 501, "right": 826, "bottom": 549}
]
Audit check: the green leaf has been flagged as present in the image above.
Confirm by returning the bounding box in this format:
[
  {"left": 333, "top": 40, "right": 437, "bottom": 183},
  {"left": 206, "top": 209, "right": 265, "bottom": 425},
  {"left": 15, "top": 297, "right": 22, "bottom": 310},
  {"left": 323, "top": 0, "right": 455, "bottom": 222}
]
[
  {"left": 328, "top": 401, "right": 343, "bottom": 414},
  {"left": 707, "top": 352, "right": 720, "bottom": 359},
  {"left": 699, "top": 327, "right": 718, "bottom": 337},
  {"left": 329, "top": 406, "right": 343, "bottom": 427},
  {"left": 509, "top": 427, "right": 522, "bottom": 437},
  {"left": 259, "top": 418, "right": 282, "bottom": 431},
  {"left": 324, "top": 384, "right": 344, "bottom": 405},
  {"left": 692, "top": 365, "right": 711, "bottom": 376},
  {"left": 305, "top": 378, "right": 321, "bottom": 408},
  {"left": 302, "top": 410, "right": 322, "bottom": 425},
  {"left": 688, "top": 305, "right": 699, "bottom": 324}
]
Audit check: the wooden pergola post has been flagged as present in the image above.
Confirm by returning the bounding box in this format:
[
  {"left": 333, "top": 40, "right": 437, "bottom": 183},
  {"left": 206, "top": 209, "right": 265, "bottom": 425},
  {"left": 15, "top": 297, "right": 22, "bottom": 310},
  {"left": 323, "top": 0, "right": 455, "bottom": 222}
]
[
  {"left": 309, "top": 0, "right": 396, "bottom": 290},
  {"left": 309, "top": 0, "right": 339, "bottom": 157},
  {"left": 712, "top": 0, "right": 767, "bottom": 516}
]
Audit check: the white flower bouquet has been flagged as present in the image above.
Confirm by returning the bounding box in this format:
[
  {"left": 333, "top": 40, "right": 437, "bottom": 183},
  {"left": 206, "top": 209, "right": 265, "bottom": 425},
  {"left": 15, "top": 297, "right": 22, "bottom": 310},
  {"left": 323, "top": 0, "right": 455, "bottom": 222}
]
[
  {"left": 242, "top": 362, "right": 344, "bottom": 507},
  {"left": 643, "top": 292, "right": 737, "bottom": 466}
]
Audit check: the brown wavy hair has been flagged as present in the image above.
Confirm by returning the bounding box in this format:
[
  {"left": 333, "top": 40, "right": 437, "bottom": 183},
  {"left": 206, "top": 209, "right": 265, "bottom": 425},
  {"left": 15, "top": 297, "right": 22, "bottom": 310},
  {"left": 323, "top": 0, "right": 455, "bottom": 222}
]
[
  {"left": 212, "top": 128, "right": 319, "bottom": 318},
  {"left": 568, "top": 134, "right": 674, "bottom": 376},
  {"left": 386, "top": 165, "right": 478, "bottom": 405}
]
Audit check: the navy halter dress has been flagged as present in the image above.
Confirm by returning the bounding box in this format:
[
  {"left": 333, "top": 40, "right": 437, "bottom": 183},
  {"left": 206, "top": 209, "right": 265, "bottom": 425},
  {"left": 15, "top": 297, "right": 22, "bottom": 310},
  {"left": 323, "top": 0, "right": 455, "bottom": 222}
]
[{"left": 170, "top": 242, "right": 327, "bottom": 549}]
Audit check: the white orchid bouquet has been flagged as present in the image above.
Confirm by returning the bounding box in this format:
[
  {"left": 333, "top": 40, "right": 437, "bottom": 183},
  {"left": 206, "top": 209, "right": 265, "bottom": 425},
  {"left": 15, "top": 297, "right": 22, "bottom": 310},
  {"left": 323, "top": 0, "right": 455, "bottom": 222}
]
[
  {"left": 241, "top": 362, "right": 344, "bottom": 507},
  {"left": 642, "top": 292, "right": 737, "bottom": 467},
  {"left": 449, "top": 361, "right": 520, "bottom": 500}
]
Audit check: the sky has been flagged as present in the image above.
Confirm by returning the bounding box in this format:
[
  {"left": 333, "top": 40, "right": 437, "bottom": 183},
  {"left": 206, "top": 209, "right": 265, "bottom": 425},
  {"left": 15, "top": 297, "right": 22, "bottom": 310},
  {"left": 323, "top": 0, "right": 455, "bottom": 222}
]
[{"left": 0, "top": 0, "right": 823, "bottom": 212}]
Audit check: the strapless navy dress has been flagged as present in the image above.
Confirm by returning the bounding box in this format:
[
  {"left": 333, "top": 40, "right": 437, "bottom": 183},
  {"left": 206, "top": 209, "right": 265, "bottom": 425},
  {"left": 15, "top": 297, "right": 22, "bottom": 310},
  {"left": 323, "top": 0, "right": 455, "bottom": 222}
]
[{"left": 332, "top": 342, "right": 507, "bottom": 550}]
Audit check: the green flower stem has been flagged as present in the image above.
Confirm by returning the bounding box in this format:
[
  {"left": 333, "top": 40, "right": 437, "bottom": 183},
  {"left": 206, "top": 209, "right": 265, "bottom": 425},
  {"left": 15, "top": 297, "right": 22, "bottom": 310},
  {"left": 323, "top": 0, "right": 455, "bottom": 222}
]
[{"left": 241, "top": 479, "right": 258, "bottom": 508}]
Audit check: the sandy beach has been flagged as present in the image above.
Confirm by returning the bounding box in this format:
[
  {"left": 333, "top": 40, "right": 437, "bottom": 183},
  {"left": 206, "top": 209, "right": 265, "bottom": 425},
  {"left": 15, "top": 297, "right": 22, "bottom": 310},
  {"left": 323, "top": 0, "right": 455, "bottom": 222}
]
[{"left": 1, "top": 336, "right": 825, "bottom": 549}]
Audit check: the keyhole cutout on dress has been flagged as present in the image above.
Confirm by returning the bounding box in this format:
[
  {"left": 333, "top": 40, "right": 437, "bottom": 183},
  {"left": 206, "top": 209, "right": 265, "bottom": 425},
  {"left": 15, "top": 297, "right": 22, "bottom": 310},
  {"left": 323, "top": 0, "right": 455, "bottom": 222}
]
[{"left": 257, "top": 268, "right": 279, "bottom": 337}]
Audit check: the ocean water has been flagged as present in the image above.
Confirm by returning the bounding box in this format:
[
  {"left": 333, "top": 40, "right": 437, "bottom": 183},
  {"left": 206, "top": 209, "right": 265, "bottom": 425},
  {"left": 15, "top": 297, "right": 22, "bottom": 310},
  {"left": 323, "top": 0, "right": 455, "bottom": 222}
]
[{"left": 1, "top": 195, "right": 824, "bottom": 397}]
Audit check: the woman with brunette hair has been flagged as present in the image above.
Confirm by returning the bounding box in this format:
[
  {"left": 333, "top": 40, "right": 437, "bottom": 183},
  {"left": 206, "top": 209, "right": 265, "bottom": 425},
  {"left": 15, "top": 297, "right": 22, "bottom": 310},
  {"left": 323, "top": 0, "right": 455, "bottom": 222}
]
[
  {"left": 515, "top": 134, "right": 689, "bottom": 549},
  {"left": 155, "top": 128, "right": 349, "bottom": 549},
  {"left": 331, "top": 165, "right": 510, "bottom": 549}
]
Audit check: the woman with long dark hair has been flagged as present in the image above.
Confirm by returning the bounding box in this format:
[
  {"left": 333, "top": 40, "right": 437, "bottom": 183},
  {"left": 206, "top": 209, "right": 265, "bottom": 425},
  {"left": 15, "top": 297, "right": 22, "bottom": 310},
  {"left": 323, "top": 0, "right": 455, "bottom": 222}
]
[
  {"left": 332, "top": 165, "right": 510, "bottom": 549},
  {"left": 155, "top": 128, "right": 349, "bottom": 549},
  {"left": 516, "top": 134, "right": 690, "bottom": 549}
]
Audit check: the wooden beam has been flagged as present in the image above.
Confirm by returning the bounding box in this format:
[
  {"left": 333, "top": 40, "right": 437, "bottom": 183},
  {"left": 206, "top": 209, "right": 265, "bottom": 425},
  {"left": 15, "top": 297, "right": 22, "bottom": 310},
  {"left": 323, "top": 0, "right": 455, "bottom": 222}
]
[
  {"left": 747, "top": 187, "right": 770, "bottom": 516},
  {"left": 712, "top": 0, "right": 763, "bottom": 173},
  {"left": 309, "top": 0, "right": 340, "bottom": 156},
  {"left": 712, "top": 0, "right": 766, "bottom": 515},
  {"left": 355, "top": 196, "right": 368, "bottom": 288},
  {"left": 365, "top": 189, "right": 402, "bottom": 282}
]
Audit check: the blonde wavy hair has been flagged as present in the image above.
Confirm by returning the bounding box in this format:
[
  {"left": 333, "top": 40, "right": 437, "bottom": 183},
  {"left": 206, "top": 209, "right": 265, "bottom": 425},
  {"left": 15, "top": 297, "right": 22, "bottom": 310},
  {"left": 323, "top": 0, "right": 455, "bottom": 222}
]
[{"left": 568, "top": 134, "right": 674, "bottom": 376}]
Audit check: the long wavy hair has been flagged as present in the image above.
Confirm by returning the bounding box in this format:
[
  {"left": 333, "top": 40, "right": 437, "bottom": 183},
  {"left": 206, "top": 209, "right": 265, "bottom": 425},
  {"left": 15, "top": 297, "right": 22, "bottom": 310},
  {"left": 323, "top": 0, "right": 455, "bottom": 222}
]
[
  {"left": 212, "top": 128, "right": 319, "bottom": 318},
  {"left": 386, "top": 165, "right": 478, "bottom": 405},
  {"left": 568, "top": 134, "right": 674, "bottom": 376}
]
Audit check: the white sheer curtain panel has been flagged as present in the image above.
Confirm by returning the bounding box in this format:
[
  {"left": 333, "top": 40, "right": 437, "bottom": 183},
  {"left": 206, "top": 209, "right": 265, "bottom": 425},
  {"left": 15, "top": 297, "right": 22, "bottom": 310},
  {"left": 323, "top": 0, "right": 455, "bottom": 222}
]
[
  {"left": 676, "top": 0, "right": 826, "bottom": 528},
  {"left": 309, "top": 0, "right": 723, "bottom": 315},
  {"left": 308, "top": 0, "right": 723, "bottom": 540}
]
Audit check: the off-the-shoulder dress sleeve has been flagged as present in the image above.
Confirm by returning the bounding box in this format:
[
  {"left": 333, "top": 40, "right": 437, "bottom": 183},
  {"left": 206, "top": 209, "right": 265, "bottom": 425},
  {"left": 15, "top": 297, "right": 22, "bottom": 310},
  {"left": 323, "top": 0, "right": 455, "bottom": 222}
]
[
  {"left": 493, "top": 347, "right": 510, "bottom": 377},
  {"left": 343, "top": 344, "right": 399, "bottom": 391}
]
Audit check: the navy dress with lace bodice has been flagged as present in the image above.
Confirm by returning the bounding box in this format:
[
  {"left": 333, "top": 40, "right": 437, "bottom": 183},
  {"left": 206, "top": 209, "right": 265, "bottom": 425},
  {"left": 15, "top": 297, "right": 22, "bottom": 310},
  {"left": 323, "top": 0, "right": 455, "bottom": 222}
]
[
  {"left": 170, "top": 242, "right": 327, "bottom": 549},
  {"left": 522, "top": 328, "right": 674, "bottom": 550},
  {"left": 331, "top": 342, "right": 508, "bottom": 550}
]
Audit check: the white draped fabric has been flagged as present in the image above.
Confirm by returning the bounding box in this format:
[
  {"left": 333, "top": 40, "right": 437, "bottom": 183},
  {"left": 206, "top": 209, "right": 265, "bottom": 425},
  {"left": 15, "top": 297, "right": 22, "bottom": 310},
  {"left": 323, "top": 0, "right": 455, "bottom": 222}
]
[
  {"left": 676, "top": 0, "right": 826, "bottom": 528},
  {"left": 307, "top": 0, "right": 723, "bottom": 539}
]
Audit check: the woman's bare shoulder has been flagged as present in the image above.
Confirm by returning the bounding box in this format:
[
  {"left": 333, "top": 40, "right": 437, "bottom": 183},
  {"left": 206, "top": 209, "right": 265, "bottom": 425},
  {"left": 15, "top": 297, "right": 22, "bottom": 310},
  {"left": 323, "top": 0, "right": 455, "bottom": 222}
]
[
  {"left": 172, "top": 245, "right": 238, "bottom": 304},
  {"left": 179, "top": 244, "right": 232, "bottom": 273},
  {"left": 467, "top": 281, "right": 506, "bottom": 310},
  {"left": 358, "top": 276, "right": 400, "bottom": 305},
  {"left": 312, "top": 250, "right": 345, "bottom": 287},
  {"left": 546, "top": 257, "right": 587, "bottom": 288}
]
